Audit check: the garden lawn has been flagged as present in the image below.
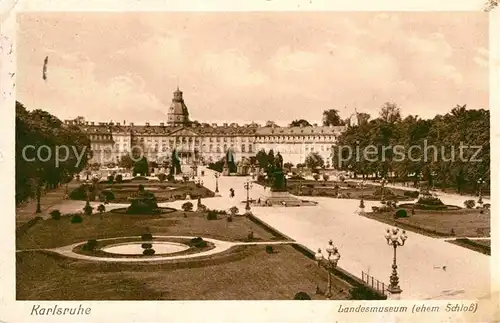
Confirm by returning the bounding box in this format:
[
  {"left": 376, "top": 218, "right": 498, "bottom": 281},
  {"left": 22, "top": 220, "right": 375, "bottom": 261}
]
[
  {"left": 364, "top": 208, "right": 490, "bottom": 238},
  {"left": 16, "top": 210, "right": 281, "bottom": 250},
  {"left": 284, "top": 180, "right": 413, "bottom": 201},
  {"left": 16, "top": 244, "right": 351, "bottom": 300}
]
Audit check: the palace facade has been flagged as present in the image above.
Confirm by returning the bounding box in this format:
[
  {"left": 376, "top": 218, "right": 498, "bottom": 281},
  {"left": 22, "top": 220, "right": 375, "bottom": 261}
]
[{"left": 66, "top": 88, "right": 347, "bottom": 168}]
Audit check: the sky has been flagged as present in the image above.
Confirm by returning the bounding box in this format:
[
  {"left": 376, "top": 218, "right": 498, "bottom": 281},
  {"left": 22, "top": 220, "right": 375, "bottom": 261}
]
[{"left": 16, "top": 12, "right": 489, "bottom": 125}]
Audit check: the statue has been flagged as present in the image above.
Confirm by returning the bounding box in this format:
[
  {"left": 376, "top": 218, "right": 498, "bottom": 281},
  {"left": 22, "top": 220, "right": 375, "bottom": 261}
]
[
  {"left": 270, "top": 152, "right": 286, "bottom": 192},
  {"left": 170, "top": 148, "right": 182, "bottom": 175}
]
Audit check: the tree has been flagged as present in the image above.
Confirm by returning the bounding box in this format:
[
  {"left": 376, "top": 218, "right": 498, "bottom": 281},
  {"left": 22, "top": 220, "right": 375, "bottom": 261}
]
[
  {"left": 322, "top": 109, "right": 344, "bottom": 126},
  {"left": 266, "top": 120, "right": 278, "bottom": 127},
  {"left": 379, "top": 102, "right": 401, "bottom": 123},
  {"left": 284, "top": 162, "right": 294, "bottom": 171},
  {"left": 132, "top": 156, "right": 149, "bottom": 176},
  {"left": 357, "top": 112, "right": 371, "bottom": 125},
  {"left": 290, "top": 119, "right": 312, "bottom": 127},
  {"left": 16, "top": 101, "right": 90, "bottom": 206},
  {"left": 305, "top": 152, "right": 324, "bottom": 170},
  {"left": 256, "top": 149, "right": 269, "bottom": 170},
  {"left": 182, "top": 202, "right": 194, "bottom": 212}
]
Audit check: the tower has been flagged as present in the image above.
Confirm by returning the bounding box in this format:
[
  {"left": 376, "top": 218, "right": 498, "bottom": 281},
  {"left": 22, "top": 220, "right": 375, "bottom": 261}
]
[{"left": 167, "top": 87, "right": 189, "bottom": 126}]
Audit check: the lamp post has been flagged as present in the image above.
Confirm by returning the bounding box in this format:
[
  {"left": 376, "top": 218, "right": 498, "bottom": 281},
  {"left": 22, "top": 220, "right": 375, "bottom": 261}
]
[
  {"left": 214, "top": 172, "right": 220, "bottom": 194},
  {"left": 384, "top": 227, "right": 408, "bottom": 300},
  {"left": 314, "top": 240, "right": 341, "bottom": 299},
  {"left": 244, "top": 181, "right": 253, "bottom": 213},
  {"left": 477, "top": 178, "right": 484, "bottom": 206}
]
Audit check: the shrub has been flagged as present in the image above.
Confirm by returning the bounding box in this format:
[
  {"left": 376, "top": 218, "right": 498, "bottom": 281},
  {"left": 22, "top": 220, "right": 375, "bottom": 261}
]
[
  {"left": 190, "top": 237, "right": 207, "bottom": 248},
  {"left": 266, "top": 245, "right": 274, "bottom": 254},
  {"left": 115, "top": 174, "right": 123, "bottom": 183},
  {"left": 294, "top": 292, "right": 311, "bottom": 300},
  {"left": 141, "top": 233, "right": 153, "bottom": 240},
  {"left": 484, "top": 203, "right": 491, "bottom": 210},
  {"left": 395, "top": 209, "right": 408, "bottom": 218},
  {"left": 197, "top": 204, "right": 207, "bottom": 212},
  {"left": 404, "top": 191, "right": 419, "bottom": 198},
  {"left": 464, "top": 200, "right": 476, "bottom": 209},
  {"left": 417, "top": 196, "right": 444, "bottom": 206},
  {"left": 107, "top": 175, "right": 114, "bottom": 183},
  {"left": 99, "top": 190, "right": 115, "bottom": 202},
  {"left": 182, "top": 201, "right": 194, "bottom": 212},
  {"left": 97, "top": 204, "right": 106, "bottom": 214},
  {"left": 82, "top": 239, "right": 98, "bottom": 251},
  {"left": 69, "top": 185, "right": 94, "bottom": 200},
  {"left": 50, "top": 209, "right": 61, "bottom": 220},
  {"left": 71, "top": 214, "right": 83, "bottom": 223},
  {"left": 229, "top": 206, "right": 239, "bottom": 216},
  {"left": 227, "top": 215, "right": 233, "bottom": 222},
  {"left": 348, "top": 286, "right": 383, "bottom": 300},
  {"left": 323, "top": 174, "right": 330, "bottom": 181},
  {"left": 83, "top": 203, "right": 93, "bottom": 215},
  {"left": 207, "top": 211, "right": 218, "bottom": 220},
  {"left": 157, "top": 173, "right": 167, "bottom": 182},
  {"left": 141, "top": 243, "right": 153, "bottom": 249},
  {"left": 142, "top": 248, "right": 156, "bottom": 256},
  {"left": 313, "top": 174, "right": 320, "bottom": 181}
]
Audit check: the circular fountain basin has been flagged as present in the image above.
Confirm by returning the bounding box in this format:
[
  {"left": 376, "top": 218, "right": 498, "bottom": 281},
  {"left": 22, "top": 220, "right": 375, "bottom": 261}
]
[{"left": 101, "top": 241, "right": 189, "bottom": 255}]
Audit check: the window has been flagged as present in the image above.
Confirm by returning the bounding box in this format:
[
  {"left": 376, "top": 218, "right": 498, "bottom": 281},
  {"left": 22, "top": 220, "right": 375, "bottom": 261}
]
[
  {"left": 248, "top": 144, "right": 253, "bottom": 153},
  {"left": 241, "top": 144, "right": 246, "bottom": 152}
]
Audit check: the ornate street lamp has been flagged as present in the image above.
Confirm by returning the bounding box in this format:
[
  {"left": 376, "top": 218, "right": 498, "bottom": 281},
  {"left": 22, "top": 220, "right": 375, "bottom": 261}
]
[
  {"left": 244, "top": 181, "right": 253, "bottom": 213},
  {"left": 384, "top": 227, "right": 408, "bottom": 300},
  {"left": 315, "top": 240, "right": 341, "bottom": 299},
  {"left": 477, "top": 178, "right": 484, "bottom": 206},
  {"left": 214, "top": 172, "right": 220, "bottom": 194}
]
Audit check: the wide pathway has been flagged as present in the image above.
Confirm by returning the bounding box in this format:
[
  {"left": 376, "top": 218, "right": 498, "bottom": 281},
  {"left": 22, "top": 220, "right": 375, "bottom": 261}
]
[{"left": 191, "top": 167, "right": 491, "bottom": 300}]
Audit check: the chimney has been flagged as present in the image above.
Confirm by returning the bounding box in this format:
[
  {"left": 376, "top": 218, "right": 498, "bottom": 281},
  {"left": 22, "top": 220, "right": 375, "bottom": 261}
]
[
  {"left": 123, "top": 120, "right": 126, "bottom": 125},
  {"left": 130, "top": 122, "right": 134, "bottom": 126},
  {"left": 160, "top": 122, "right": 165, "bottom": 127},
  {"left": 91, "top": 122, "right": 95, "bottom": 126},
  {"left": 146, "top": 122, "right": 150, "bottom": 126}
]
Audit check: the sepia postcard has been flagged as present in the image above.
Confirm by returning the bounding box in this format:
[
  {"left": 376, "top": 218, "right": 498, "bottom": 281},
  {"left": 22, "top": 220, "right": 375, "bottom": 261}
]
[{"left": 1, "top": 1, "right": 499, "bottom": 322}]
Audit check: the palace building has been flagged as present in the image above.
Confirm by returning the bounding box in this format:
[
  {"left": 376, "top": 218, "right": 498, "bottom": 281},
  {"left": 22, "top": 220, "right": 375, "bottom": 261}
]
[{"left": 65, "top": 88, "right": 347, "bottom": 168}]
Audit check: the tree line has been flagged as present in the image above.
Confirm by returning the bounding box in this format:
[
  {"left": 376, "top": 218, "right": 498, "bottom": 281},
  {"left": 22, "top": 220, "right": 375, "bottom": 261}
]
[
  {"left": 331, "top": 103, "right": 490, "bottom": 193},
  {"left": 16, "top": 101, "right": 90, "bottom": 206}
]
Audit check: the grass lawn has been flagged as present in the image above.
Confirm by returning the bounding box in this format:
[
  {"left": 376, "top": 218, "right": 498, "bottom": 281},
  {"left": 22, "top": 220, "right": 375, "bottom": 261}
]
[
  {"left": 72, "top": 180, "right": 215, "bottom": 203},
  {"left": 447, "top": 239, "right": 491, "bottom": 256},
  {"left": 16, "top": 244, "right": 352, "bottom": 300},
  {"left": 364, "top": 208, "right": 490, "bottom": 238},
  {"left": 284, "top": 180, "right": 413, "bottom": 201},
  {"left": 16, "top": 210, "right": 282, "bottom": 250}
]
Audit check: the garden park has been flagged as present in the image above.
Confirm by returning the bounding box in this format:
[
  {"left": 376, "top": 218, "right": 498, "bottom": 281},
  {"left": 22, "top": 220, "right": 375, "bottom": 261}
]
[{"left": 16, "top": 177, "right": 385, "bottom": 301}]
